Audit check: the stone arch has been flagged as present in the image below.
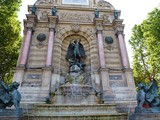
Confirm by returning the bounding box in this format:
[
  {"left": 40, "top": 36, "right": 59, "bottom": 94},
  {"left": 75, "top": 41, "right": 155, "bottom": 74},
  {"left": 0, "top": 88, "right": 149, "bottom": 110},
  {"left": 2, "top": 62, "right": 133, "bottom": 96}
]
[{"left": 52, "top": 30, "right": 99, "bottom": 74}]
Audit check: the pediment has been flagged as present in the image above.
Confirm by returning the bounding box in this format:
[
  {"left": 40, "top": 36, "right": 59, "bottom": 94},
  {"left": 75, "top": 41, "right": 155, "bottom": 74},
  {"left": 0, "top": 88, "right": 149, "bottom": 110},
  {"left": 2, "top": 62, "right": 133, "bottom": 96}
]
[
  {"left": 35, "top": 0, "right": 55, "bottom": 5},
  {"left": 97, "top": 0, "right": 115, "bottom": 10}
]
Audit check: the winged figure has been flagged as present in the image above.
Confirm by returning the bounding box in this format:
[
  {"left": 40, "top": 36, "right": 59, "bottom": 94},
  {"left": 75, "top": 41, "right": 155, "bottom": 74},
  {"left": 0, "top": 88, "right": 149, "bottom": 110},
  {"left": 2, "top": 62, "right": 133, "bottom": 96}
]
[
  {"left": 66, "top": 40, "right": 86, "bottom": 70},
  {"left": 136, "top": 79, "right": 160, "bottom": 113}
]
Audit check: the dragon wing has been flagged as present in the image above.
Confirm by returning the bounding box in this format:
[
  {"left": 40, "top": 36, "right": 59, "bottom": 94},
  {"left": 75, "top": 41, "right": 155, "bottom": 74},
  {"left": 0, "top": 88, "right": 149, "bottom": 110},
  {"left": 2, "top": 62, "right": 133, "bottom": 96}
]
[{"left": 146, "top": 79, "right": 159, "bottom": 102}]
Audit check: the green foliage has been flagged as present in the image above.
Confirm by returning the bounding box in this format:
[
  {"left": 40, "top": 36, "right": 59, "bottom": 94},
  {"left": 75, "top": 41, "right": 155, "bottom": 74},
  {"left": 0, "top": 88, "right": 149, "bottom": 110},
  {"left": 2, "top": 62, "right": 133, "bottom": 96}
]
[
  {"left": 0, "top": 0, "right": 22, "bottom": 84},
  {"left": 129, "top": 7, "right": 160, "bottom": 85}
]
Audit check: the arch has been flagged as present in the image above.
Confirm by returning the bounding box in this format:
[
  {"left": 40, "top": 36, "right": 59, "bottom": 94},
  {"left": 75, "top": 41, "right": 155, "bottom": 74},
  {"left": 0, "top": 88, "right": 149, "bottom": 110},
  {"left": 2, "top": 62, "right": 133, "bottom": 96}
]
[{"left": 52, "top": 29, "right": 99, "bottom": 74}]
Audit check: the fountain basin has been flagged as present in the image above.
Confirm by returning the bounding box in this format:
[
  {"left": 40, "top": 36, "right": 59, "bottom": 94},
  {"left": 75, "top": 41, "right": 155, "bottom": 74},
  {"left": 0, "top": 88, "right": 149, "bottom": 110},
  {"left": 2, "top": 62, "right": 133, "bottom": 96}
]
[{"left": 52, "top": 84, "right": 100, "bottom": 105}]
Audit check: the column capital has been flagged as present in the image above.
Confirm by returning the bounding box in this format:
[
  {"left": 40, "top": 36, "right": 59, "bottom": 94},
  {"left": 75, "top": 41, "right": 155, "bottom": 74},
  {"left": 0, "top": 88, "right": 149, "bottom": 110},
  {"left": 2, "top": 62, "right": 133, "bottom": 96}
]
[
  {"left": 94, "top": 18, "right": 103, "bottom": 31},
  {"left": 49, "top": 28, "right": 55, "bottom": 32},
  {"left": 115, "top": 25, "right": 124, "bottom": 35},
  {"left": 48, "top": 15, "right": 58, "bottom": 29},
  {"left": 25, "top": 14, "right": 37, "bottom": 31}
]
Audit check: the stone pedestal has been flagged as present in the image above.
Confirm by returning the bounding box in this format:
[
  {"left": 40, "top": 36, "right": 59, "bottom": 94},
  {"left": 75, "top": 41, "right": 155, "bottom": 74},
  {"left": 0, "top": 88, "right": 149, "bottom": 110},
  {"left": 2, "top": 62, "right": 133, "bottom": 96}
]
[
  {"left": 0, "top": 108, "right": 23, "bottom": 120},
  {"left": 53, "top": 84, "right": 100, "bottom": 105}
]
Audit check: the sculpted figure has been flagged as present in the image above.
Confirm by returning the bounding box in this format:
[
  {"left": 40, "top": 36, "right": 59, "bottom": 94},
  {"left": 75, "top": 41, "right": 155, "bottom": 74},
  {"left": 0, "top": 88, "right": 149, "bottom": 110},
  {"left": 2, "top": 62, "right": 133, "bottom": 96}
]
[
  {"left": 0, "top": 80, "right": 12, "bottom": 108},
  {"left": 135, "top": 79, "right": 160, "bottom": 113},
  {"left": 51, "top": 6, "right": 57, "bottom": 16},
  {"left": 114, "top": 10, "right": 119, "bottom": 19},
  {"left": 11, "top": 81, "right": 21, "bottom": 109},
  {"left": 0, "top": 80, "right": 21, "bottom": 109},
  {"left": 31, "top": 4, "right": 37, "bottom": 15},
  {"left": 94, "top": 8, "right": 99, "bottom": 18},
  {"left": 66, "top": 40, "right": 85, "bottom": 70}
]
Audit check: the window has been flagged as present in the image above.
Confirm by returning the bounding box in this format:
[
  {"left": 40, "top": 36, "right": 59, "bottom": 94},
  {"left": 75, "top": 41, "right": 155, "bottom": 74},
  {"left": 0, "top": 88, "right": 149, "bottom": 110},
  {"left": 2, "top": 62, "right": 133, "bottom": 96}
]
[{"left": 62, "top": 0, "right": 89, "bottom": 5}]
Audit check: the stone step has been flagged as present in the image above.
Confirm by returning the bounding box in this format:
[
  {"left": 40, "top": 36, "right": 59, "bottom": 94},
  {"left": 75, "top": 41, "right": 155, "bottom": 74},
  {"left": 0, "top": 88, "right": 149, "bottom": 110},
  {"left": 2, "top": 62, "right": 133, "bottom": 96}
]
[
  {"left": 22, "top": 104, "right": 128, "bottom": 120},
  {"left": 19, "top": 88, "right": 49, "bottom": 103},
  {"left": 23, "top": 115, "right": 127, "bottom": 120},
  {"left": 31, "top": 104, "right": 118, "bottom": 113}
]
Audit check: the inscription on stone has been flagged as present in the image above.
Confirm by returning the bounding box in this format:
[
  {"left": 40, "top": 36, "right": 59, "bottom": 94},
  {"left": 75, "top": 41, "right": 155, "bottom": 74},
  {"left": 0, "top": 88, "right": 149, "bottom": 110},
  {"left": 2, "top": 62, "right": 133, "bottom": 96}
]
[
  {"left": 109, "top": 75, "right": 122, "bottom": 80},
  {"left": 60, "top": 12, "right": 92, "bottom": 22},
  {"left": 27, "top": 74, "right": 42, "bottom": 79}
]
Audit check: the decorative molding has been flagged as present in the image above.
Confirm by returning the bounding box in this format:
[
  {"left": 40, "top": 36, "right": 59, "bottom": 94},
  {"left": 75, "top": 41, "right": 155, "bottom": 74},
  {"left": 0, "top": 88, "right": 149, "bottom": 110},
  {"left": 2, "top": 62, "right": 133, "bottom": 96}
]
[
  {"left": 109, "top": 75, "right": 122, "bottom": 80},
  {"left": 35, "top": 0, "right": 55, "bottom": 5},
  {"left": 116, "top": 26, "right": 124, "bottom": 35},
  {"left": 36, "top": 23, "right": 49, "bottom": 28},
  {"left": 95, "top": 18, "right": 103, "bottom": 31},
  {"left": 97, "top": 1, "right": 114, "bottom": 10},
  {"left": 71, "top": 24, "right": 81, "bottom": 33},
  {"left": 27, "top": 74, "right": 42, "bottom": 79},
  {"left": 48, "top": 15, "right": 58, "bottom": 29},
  {"left": 59, "top": 12, "right": 93, "bottom": 22},
  {"left": 39, "top": 11, "right": 50, "bottom": 21},
  {"left": 25, "top": 15, "right": 37, "bottom": 30}
]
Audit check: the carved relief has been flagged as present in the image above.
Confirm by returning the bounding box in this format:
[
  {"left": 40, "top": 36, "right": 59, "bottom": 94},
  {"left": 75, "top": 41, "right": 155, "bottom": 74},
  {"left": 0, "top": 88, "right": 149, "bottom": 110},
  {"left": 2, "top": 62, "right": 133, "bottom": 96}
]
[
  {"left": 97, "top": 1, "right": 114, "bottom": 10},
  {"left": 59, "top": 12, "right": 93, "bottom": 22},
  {"left": 26, "top": 20, "right": 35, "bottom": 29},
  {"left": 36, "top": 23, "right": 48, "bottom": 28},
  {"left": 48, "top": 16, "right": 58, "bottom": 29},
  {"left": 71, "top": 24, "right": 81, "bottom": 33},
  {"left": 95, "top": 21, "right": 103, "bottom": 31},
  {"left": 35, "top": 0, "right": 55, "bottom": 5},
  {"left": 40, "top": 11, "right": 50, "bottom": 21},
  {"left": 102, "top": 14, "right": 115, "bottom": 24}
]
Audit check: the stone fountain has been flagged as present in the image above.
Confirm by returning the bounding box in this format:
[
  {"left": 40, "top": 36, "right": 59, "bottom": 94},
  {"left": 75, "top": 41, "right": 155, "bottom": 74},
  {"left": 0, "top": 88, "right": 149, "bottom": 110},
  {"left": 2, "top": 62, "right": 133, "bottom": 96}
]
[
  {"left": 52, "top": 40, "right": 100, "bottom": 105},
  {"left": 53, "top": 64, "right": 100, "bottom": 105},
  {"left": 23, "top": 40, "right": 128, "bottom": 120}
]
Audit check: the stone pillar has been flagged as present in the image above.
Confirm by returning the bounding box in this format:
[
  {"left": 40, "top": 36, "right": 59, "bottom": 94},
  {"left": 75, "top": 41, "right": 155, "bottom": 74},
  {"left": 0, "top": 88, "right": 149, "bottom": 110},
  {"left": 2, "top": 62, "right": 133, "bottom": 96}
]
[
  {"left": 116, "top": 26, "right": 130, "bottom": 68},
  {"left": 19, "top": 29, "right": 32, "bottom": 66},
  {"left": 97, "top": 30, "right": 106, "bottom": 68},
  {"left": 45, "top": 28, "right": 55, "bottom": 67},
  {"left": 19, "top": 15, "right": 36, "bottom": 67},
  {"left": 95, "top": 18, "right": 114, "bottom": 103},
  {"left": 42, "top": 16, "right": 58, "bottom": 91},
  {"left": 45, "top": 16, "right": 58, "bottom": 67}
]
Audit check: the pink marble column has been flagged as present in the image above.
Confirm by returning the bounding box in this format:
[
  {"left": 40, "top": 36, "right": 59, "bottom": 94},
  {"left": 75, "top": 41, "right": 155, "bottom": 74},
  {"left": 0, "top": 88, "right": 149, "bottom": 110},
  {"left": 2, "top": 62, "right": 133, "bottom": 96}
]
[
  {"left": 117, "top": 32, "right": 130, "bottom": 68},
  {"left": 19, "top": 28, "right": 32, "bottom": 66},
  {"left": 97, "top": 30, "right": 106, "bottom": 68},
  {"left": 45, "top": 28, "right": 55, "bottom": 67}
]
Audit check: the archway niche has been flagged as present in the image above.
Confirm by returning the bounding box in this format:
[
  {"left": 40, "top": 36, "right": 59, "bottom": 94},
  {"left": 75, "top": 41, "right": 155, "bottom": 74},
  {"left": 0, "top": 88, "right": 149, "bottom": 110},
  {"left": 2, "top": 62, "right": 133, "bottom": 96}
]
[{"left": 60, "top": 34, "right": 90, "bottom": 75}]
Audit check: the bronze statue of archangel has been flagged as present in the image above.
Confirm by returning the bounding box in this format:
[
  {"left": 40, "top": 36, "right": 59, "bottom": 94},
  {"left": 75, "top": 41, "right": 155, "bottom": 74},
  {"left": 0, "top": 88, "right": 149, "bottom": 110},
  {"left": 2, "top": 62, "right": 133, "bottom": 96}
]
[{"left": 66, "top": 40, "right": 86, "bottom": 70}]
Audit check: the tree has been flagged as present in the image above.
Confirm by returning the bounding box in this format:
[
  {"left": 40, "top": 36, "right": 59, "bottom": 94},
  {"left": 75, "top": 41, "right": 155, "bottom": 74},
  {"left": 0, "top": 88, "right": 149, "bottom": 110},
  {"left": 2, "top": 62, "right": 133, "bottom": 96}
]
[
  {"left": 129, "top": 7, "right": 160, "bottom": 85},
  {"left": 0, "top": 0, "right": 22, "bottom": 84}
]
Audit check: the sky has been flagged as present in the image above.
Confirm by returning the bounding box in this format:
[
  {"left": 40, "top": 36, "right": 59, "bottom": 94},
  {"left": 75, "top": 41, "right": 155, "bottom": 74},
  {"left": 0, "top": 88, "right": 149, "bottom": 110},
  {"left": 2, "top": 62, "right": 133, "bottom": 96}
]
[{"left": 18, "top": 0, "right": 160, "bottom": 64}]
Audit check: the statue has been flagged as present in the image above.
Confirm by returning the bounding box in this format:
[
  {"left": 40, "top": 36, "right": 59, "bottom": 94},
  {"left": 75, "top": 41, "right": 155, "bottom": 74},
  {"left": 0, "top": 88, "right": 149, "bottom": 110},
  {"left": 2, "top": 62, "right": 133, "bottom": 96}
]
[
  {"left": 0, "top": 80, "right": 12, "bottom": 108},
  {"left": 31, "top": 4, "right": 37, "bottom": 15},
  {"left": 94, "top": 8, "right": 99, "bottom": 18},
  {"left": 0, "top": 80, "right": 21, "bottom": 109},
  {"left": 114, "top": 10, "right": 119, "bottom": 19},
  {"left": 51, "top": 6, "right": 57, "bottom": 16},
  {"left": 135, "top": 79, "right": 160, "bottom": 113},
  {"left": 11, "top": 82, "right": 21, "bottom": 109},
  {"left": 66, "top": 40, "right": 85, "bottom": 71}
]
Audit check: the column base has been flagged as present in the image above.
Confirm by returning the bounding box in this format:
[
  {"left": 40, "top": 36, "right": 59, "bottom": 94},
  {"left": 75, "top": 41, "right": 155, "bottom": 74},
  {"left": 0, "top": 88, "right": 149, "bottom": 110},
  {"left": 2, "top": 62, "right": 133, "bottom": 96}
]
[{"left": 18, "top": 64, "right": 26, "bottom": 68}]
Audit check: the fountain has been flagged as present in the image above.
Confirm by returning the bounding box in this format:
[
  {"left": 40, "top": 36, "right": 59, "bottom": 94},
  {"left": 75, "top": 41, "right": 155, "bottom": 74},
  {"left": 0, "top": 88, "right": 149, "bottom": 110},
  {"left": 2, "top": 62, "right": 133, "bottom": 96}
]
[
  {"left": 52, "top": 40, "right": 100, "bottom": 105},
  {"left": 22, "top": 39, "right": 128, "bottom": 120}
]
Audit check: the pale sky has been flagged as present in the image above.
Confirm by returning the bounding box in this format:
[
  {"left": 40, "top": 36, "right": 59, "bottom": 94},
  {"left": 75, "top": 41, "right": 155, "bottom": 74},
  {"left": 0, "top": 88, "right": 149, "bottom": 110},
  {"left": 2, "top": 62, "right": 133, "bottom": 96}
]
[{"left": 18, "top": 0, "right": 160, "bottom": 64}]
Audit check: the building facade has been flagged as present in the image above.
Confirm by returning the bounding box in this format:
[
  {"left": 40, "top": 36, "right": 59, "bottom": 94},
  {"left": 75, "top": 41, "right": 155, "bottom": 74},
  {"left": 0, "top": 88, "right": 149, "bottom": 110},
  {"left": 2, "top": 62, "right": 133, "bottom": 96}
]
[{"left": 13, "top": 0, "right": 136, "bottom": 107}]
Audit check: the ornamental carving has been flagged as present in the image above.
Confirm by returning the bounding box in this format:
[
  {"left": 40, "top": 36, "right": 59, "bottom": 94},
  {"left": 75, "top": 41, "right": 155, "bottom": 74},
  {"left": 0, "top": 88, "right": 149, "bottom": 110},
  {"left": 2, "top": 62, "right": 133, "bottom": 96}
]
[
  {"left": 71, "top": 24, "right": 81, "bottom": 33},
  {"left": 59, "top": 12, "right": 93, "bottom": 22},
  {"left": 26, "top": 21, "right": 35, "bottom": 29},
  {"left": 97, "top": 1, "right": 114, "bottom": 10},
  {"left": 40, "top": 11, "right": 50, "bottom": 21},
  {"left": 116, "top": 26, "right": 124, "bottom": 35},
  {"left": 35, "top": 0, "right": 55, "bottom": 5}
]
